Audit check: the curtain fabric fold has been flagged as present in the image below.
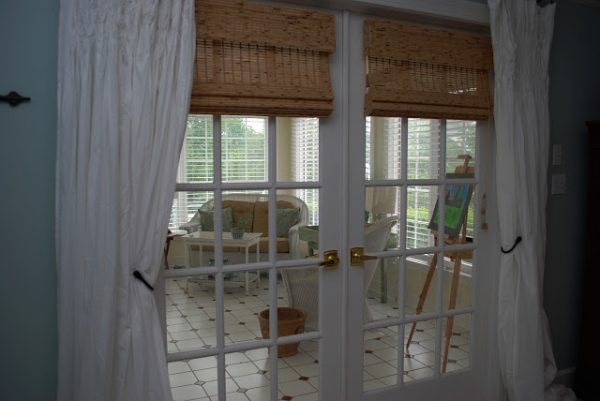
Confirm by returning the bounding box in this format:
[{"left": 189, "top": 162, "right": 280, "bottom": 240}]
[
  {"left": 56, "top": 1, "right": 195, "bottom": 400},
  {"left": 488, "top": 1, "right": 562, "bottom": 400}
]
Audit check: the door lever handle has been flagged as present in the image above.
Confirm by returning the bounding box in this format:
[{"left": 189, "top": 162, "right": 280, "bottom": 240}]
[
  {"left": 350, "top": 247, "right": 378, "bottom": 266},
  {"left": 317, "top": 250, "right": 339, "bottom": 270}
]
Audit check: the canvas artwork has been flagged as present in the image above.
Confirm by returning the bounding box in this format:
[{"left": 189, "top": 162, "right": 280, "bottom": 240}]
[{"left": 428, "top": 173, "right": 474, "bottom": 237}]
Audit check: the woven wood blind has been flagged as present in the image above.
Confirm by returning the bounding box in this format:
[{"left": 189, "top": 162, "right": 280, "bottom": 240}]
[
  {"left": 364, "top": 20, "right": 493, "bottom": 120},
  {"left": 191, "top": 0, "right": 335, "bottom": 117}
]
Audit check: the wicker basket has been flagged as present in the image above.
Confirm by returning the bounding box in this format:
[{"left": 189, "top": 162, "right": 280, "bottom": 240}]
[{"left": 258, "top": 307, "right": 306, "bottom": 357}]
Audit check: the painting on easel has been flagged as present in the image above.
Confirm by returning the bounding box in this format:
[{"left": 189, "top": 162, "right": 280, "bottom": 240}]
[{"left": 428, "top": 173, "right": 474, "bottom": 238}]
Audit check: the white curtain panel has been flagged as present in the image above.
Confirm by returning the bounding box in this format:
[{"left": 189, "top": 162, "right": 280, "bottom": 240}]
[
  {"left": 487, "top": 1, "right": 566, "bottom": 401},
  {"left": 56, "top": 0, "right": 194, "bottom": 400}
]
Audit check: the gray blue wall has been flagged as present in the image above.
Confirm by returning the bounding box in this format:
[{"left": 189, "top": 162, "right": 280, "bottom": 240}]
[
  {"left": 545, "top": 0, "right": 600, "bottom": 371},
  {"left": 0, "top": 1, "right": 58, "bottom": 400},
  {"left": 0, "top": 0, "right": 598, "bottom": 399}
]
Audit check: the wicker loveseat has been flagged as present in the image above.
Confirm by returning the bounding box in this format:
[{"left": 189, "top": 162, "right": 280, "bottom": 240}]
[{"left": 180, "top": 193, "right": 309, "bottom": 260}]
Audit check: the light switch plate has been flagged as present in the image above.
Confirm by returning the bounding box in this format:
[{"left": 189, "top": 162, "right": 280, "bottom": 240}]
[{"left": 551, "top": 174, "right": 566, "bottom": 195}]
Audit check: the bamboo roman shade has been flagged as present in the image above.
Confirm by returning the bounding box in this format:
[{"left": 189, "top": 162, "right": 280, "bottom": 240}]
[
  {"left": 191, "top": 0, "right": 335, "bottom": 117},
  {"left": 364, "top": 20, "right": 493, "bottom": 120}
]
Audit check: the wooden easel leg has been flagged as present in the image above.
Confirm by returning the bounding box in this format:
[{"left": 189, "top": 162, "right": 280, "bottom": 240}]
[
  {"left": 442, "top": 256, "right": 462, "bottom": 372},
  {"left": 406, "top": 253, "right": 438, "bottom": 353}
]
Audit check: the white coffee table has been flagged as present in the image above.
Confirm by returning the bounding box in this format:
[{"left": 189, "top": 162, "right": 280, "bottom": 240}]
[{"left": 182, "top": 231, "right": 262, "bottom": 294}]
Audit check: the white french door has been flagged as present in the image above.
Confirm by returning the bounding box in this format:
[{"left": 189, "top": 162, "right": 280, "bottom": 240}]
[
  {"left": 343, "top": 12, "right": 493, "bottom": 401},
  {"left": 161, "top": 6, "right": 494, "bottom": 401}
]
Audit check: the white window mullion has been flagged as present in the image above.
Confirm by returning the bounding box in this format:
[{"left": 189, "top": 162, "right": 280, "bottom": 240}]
[{"left": 433, "top": 119, "right": 447, "bottom": 378}]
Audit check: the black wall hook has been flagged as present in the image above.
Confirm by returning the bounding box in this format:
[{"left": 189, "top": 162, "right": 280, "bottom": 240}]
[{"left": 0, "top": 91, "right": 31, "bottom": 107}]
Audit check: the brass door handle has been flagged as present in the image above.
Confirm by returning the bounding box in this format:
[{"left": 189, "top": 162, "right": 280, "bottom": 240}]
[
  {"left": 317, "top": 250, "right": 339, "bottom": 270},
  {"left": 350, "top": 247, "right": 378, "bottom": 266}
]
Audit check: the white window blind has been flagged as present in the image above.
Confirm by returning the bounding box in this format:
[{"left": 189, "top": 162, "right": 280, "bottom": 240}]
[{"left": 291, "top": 118, "right": 319, "bottom": 225}]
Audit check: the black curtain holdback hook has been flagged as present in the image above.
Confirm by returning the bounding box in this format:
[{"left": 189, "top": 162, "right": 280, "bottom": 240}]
[
  {"left": 501, "top": 236, "right": 522, "bottom": 254},
  {"left": 133, "top": 270, "right": 154, "bottom": 291}
]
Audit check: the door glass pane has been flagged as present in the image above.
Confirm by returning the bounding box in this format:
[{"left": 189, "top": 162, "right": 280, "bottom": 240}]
[
  {"left": 292, "top": 188, "right": 319, "bottom": 259},
  {"left": 404, "top": 319, "right": 436, "bottom": 382},
  {"left": 442, "top": 314, "right": 471, "bottom": 374},
  {"left": 224, "top": 268, "right": 269, "bottom": 345},
  {"left": 279, "top": 266, "right": 320, "bottom": 334},
  {"left": 442, "top": 254, "right": 474, "bottom": 312},
  {"left": 366, "top": 256, "right": 401, "bottom": 321},
  {"left": 169, "top": 190, "right": 215, "bottom": 234},
  {"left": 277, "top": 340, "right": 320, "bottom": 400},
  {"left": 166, "top": 276, "right": 217, "bottom": 352},
  {"left": 363, "top": 326, "right": 400, "bottom": 391},
  {"left": 445, "top": 120, "right": 476, "bottom": 175},
  {"left": 365, "top": 117, "right": 402, "bottom": 180},
  {"left": 177, "top": 115, "right": 213, "bottom": 184},
  {"left": 277, "top": 117, "right": 319, "bottom": 183},
  {"left": 406, "top": 186, "right": 438, "bottom": 250},
  {"left": 217, "top": 190, "right": 268, "bottom": 266},
  {"left": 222, "top": 116, "right": 268, "bottom": 183},
  {"left": 169, "top": 356, "right": 217, "bottom": 400},
  {"left": 223, "top": 351, "right": 269, "bottom": 400},
  {"left": 405, "top": 253, "right": 438, "bottom": 317},
  {"left": 407, "top": 119, "right": 440, "bottom": 180}
]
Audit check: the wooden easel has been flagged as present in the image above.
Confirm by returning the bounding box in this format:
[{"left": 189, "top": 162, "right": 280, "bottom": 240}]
[{"left": 405, "top": 155, "right": 474, "bottom": 373}]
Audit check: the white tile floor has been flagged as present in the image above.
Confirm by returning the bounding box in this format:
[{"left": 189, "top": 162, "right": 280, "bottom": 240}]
[{"left": 165, "top": 276, "right": 470, "bottom": 401}]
